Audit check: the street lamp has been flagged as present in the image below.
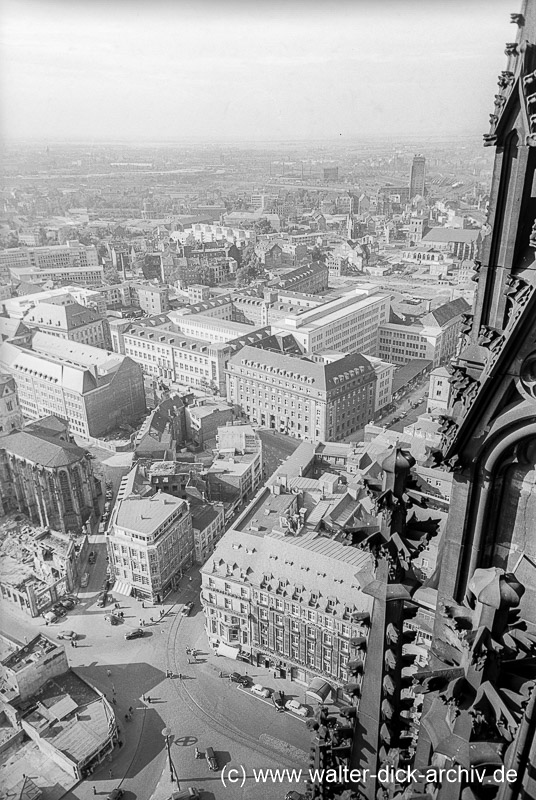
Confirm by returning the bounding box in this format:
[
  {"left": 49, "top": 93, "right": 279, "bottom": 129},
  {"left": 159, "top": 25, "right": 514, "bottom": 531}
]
[{"left": 161, "top": 727, "right": 176, "bottom": 785}]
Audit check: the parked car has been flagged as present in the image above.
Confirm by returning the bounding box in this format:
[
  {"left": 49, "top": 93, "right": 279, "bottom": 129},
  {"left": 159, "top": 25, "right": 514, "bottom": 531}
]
[
  {"left": 98, "top": 522, "right": 107, "bottom": 534},
  {"left": 43, "top": 611, "right": 58, "bottom": 624},
  {"left": 250, "top": 684, "right": 271, "bottom": 698},
  {"left": 52, "top": 604, "right": 67, "bottom": 616},
  {"left": 81, "top": 573, "right": 89, "bottom": 588},
  {"left": 171, "top": 789, "right": 200, "bottom": 799},
  {"left": 57, "top": 630, "right": 78, "bottom": 640},
  {"left": 181, "top": 602, "right": 194, "bottom": 617},
  {"left": 88, "top": 551, "right": 96, "bottom": 564},
  {"left": 102, "top": 579, "right": 111, "bottom": 592},
  {"left": 59, "top": 598, "right": 75, "bottom": 610},
  {"left": 285, "top": 792, "right": 306, "bottom": 800},
  {"left": 97, "top": 592, "right": 108, "bottom": 608},
  {"left": 285, "top": 699, "right": 309, "bottom": 717},
  {"left": 125, "top": 628, "right": 144, "bottom": 640},
  {"left": 272, "top": 690, "right": 285, "bottom": 712},
  {"left": 107, "top": 790, "right": 124, "bottom": 800},
  {"left": 205, "top": 746, "right": 218, "bottom": 771},
  {"left": 229, "top": 672, "right": 250, "bottom": 686},
  {"left": 104, "top": 614, "right": 120, "bottom": 625}
]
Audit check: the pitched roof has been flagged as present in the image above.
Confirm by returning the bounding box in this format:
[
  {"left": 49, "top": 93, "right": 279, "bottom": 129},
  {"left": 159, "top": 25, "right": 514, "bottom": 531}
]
[
  {"left": 24, "top": 301, "right": 102, "bottom": 331},
  {"left": 425, "top": 297, "right": 470, "bottom": 327},
  {"left": 1, "top": 429, "right": 86, "bottom": 467},
  {"left": 421, "top": 228, "right": 481, "bottom": 244},
  {"left": 227, "top": 345, "right": 375, "bottom": 392}
]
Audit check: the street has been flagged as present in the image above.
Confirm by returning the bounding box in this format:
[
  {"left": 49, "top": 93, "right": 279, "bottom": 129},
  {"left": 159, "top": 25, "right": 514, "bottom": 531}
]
[{"left": 0, "top": 541, "right": 312, "bottom": 800}]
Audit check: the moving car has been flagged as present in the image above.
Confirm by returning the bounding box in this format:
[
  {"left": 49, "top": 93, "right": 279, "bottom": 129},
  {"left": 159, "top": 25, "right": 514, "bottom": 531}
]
[
  {"left": 107, "top": 790, "right": 124, "bottom": 800},
  {"left": 181, "top": 602, "right": 194, "bottom": 617},
  {"left": 272, "top": 690, "right": 285, "bottom": 711},
  {"left": 88, "top": 551, "right": 96, "bottom": 564},
  {"left": 57, "top": 630, "right": 78, "bottom": 641},
  {"left": 97, "top": 592, "right": 108, "bottom": 608},
  {"left": 125, "top": 628, "right": 144, "bottom": 640},
  {"left": 285, "top": 699, "right": 309, "bottom": 717},
  {"left": 205, "top": 746, "right": 218, "bottom": 771},
  {"left": 171, "top": 789, "right": 201, "bottom": 799},
  {"left": 229, "top": 672, "right": 250, "bottom": 686},
  {"left": 285, "top": 792, "right": 306, "bottom": 800},
  {"left": 104, "top": 614, "right": 120, "bottom": 625},
  {"left": 250, "top": 684, "right": 271, "bottom": 698}
]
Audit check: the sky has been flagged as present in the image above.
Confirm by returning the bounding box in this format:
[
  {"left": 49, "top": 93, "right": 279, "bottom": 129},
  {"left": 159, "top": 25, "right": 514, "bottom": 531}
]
[{"left": 0, "top": 0, "right": 515, "bottom": 143}]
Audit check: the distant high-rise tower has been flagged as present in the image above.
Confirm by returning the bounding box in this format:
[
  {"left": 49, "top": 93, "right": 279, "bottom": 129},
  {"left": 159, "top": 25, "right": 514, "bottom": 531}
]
[{"left": 409, "top": 154, "right": 426, "bottom": 197}]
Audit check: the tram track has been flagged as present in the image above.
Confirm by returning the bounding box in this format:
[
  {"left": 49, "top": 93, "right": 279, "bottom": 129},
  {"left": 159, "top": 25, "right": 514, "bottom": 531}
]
[{"left": 164, "top": 611, "right": 308, "bottom": 770}]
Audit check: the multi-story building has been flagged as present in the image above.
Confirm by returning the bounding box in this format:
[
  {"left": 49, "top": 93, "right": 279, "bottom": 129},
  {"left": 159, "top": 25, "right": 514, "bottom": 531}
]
[
  {"left": 226, "top": 346, "right": 376, "bottom": 441},
  {"left": 0, "top": 424, "right": 99, "bottom": 533},
  {"left": 0, "top": 374, "right": 24, "bottom": 435},
  {"left": 378, "top": 297, "right": 470, "bottom": 367},
  {"left": 130, "top": 282, "right": 170, "bottom": 315},
  {"left": 0, "top": 240, "right": 99, "bottom": 281},
  {"left": 200, "top": 442, "right": 385, "bottom": 692},
  {"left": 401, "top": 246, "right": 454, "bottom": 274},
  {"left": 186, "top": 399, "right": 236, "bottom": 446},
  {"left": 407, "top": 215, "right": 430, "bottom": 244},
  {"left": 409, "top": 154, "right": 426, "bottom": 197},
  {"left": 271, "top": 287, "right": 390, "bottom": 356},
  {"left": 0, "top": 333, "right": 146, "bottom": 438},
  {"left": 108, "top": 469, "right": 194, "bottom": 601},
  {"left": 9, "top": 264, "right": 105, "bottom": 287},
  {"left": 2, "top": 287, "right": 107, "bottom": 319},
  {"left": 274, "top": 262, "right": 329, "bottom": 294},
  {"left": 170, "top": 312, "right": 255, "bottom": 343},
  {"left": 426, "top": 365, "right": 452, "bottom": 414},
  {"left": 191, "top": 502, "right": 225, "bottom": 564},
  {"left": 207, "top": 424, "right": 263, "bottom": 504},
  {"left": 23, "top": 300, "right": 107, "bottom": 348}
]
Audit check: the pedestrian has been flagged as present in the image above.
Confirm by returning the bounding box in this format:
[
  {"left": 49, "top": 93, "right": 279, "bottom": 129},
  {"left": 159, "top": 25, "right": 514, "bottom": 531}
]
[
  {"left": 109, "top": 769, "right": 113, "bottom": 779},
  {"left": 107, "top": 669, "right": 112, "bottom": 677},
  {"left": 129, "top": 706, "right": 133, "bottom": 713},
  {"left": 142, "top": 694, "right": 145, "bottom": 702},
  {"left": 150, "top": 616, "right": 153, "bottom": 623},
  {"left": 93, "top": 787, "right": 97, "bottom": 796},
  {"left": 45, "top": 620, "right": 49, "bottom": 626},
  {"left": 139, "top": 619, "right": 143, "bottom": 626},
  {"left": 70, "top": 640, "right": 74, "bottom": 648},
  {"left": 188, "top": 577, "right": 192, "bottom": 582},
  {"left": 112, "top": 697, "right": 117, "bottom": 705},
  {"left": 142, "top": 601, "right": 145, "bottom": 608},
  {"left": 120, "top": 612, "right": 124, "bottom": 619},
  {"left": 219, "top": 670, "right": 223, "bottom": 678},
  {"left": 178, "top": 673, "right": 182, "bottom": 680},
  {"left": 146, "top": 696, "right": 151, "bottom": 704},
  {"left": 118, "top": 740, "right": 123, "bottom": 748}
]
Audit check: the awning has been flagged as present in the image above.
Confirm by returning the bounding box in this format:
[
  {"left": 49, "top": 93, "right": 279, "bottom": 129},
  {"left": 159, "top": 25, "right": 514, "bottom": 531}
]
[
  {"left": 112, "top": 579, "right": 133, "bottom": 598},
  {"left": 306, "top": 677, "right": 334, "bottom": 703},
  {"left": 217, "top": 642, "right": 240, "bottom": 660}
]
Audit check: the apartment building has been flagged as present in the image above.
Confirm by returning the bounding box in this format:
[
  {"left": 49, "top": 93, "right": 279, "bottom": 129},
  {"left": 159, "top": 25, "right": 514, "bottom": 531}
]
[
  {"left": 108, "top": 472, "right": 194, "bottom": 601},
  {"left": 23, "top": 300, "right": 107, "bottom": 348},
  {"left": 186, "top": 400, "right": 235, "bottom": 446},
  {"left": 0, "top": 333, "right": 146, "bottom": 438},
  {"left": 191, "top": 503, "right": 225, "bottom": 564},
  {"left": 226, "top": 346, "right": 376, "bottom": 441},
  {"left": 271, "top": 287, "right": 390, "bottom": 356},
  {"left": 314, "top": 352, "right": 395, "bottom": 415},
  {"left": 378, "top": 298, "right": 470, "bottom": 367},
  {"left": 427, "top": 366, "right": 452, "bottom": 414},
  {"left": 207, "top": 424, "right": 263, "bottom": 504}
]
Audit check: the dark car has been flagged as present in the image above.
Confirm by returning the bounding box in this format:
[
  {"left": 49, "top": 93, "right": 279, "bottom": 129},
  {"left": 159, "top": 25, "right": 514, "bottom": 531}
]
[
  {"left": 107, "top": 790, "right": 124, "bottom": 800},
  {"left": 181, "top": 601, "right": 194, "bottom": 617},
  {"left": 205, "top": 746, "right": 218, "bottom": 771},
  {"left": 53, "top": 604, "right": 67, "bottom": 616},
  {"left": 272, "top": 690, "right": 285, "bottom": 712},
  {"left": 102, "top": 578, "right": 111, "bottom": 592},
  {"left": 59, "top": 598, "right": 75, "bottom": 610},
  {"left": 285, "top": 792, "right": 306, "bottom": 800},
  {"left": 97, "top": 592, "right": 108, "bottom": 608},
  {"left": 125, "top": 628, "right": 144, "bottom": 640},
  {"left": 229, "top": 672, "right": 250, "bottom": 686}
]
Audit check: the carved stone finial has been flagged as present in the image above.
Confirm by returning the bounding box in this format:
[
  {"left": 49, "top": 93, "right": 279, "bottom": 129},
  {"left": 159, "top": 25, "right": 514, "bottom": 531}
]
[
  {"left": 483, "top": 133, "right": 497, "bottom": 146},
  {"left": 504, "top": 42, "right": 519, "bottom": 56},
  {"left": 529, "top": 219, "right": 536, "bottom": 248},
  {"left": 510, "top": 13, "right": 524, "bottom": 26}
]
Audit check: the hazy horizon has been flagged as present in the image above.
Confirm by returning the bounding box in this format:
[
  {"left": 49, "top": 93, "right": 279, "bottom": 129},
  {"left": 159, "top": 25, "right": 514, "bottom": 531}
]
[{"left": 1, "top": 0, "right": 515, "bottom": 144}]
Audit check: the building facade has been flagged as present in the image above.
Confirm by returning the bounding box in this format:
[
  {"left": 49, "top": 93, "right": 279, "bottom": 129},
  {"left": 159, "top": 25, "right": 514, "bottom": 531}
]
[
  {"left": 108, "top": 483, "right": 194, "bottom": 601},
  {"left": 226, "top": 346, "right": 376, "bottom": 441},
  {"left": 23, "top": 301, "right": 107, "bottom": 348},
  {"left": 0, "top": 374, "right": 24, "bottom": 435}
]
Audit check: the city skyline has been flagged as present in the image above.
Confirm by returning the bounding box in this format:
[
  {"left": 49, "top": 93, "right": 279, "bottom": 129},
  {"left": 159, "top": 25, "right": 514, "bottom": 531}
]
[{"left": 1, "top": 0, "right": 514, "bottom": 143}]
